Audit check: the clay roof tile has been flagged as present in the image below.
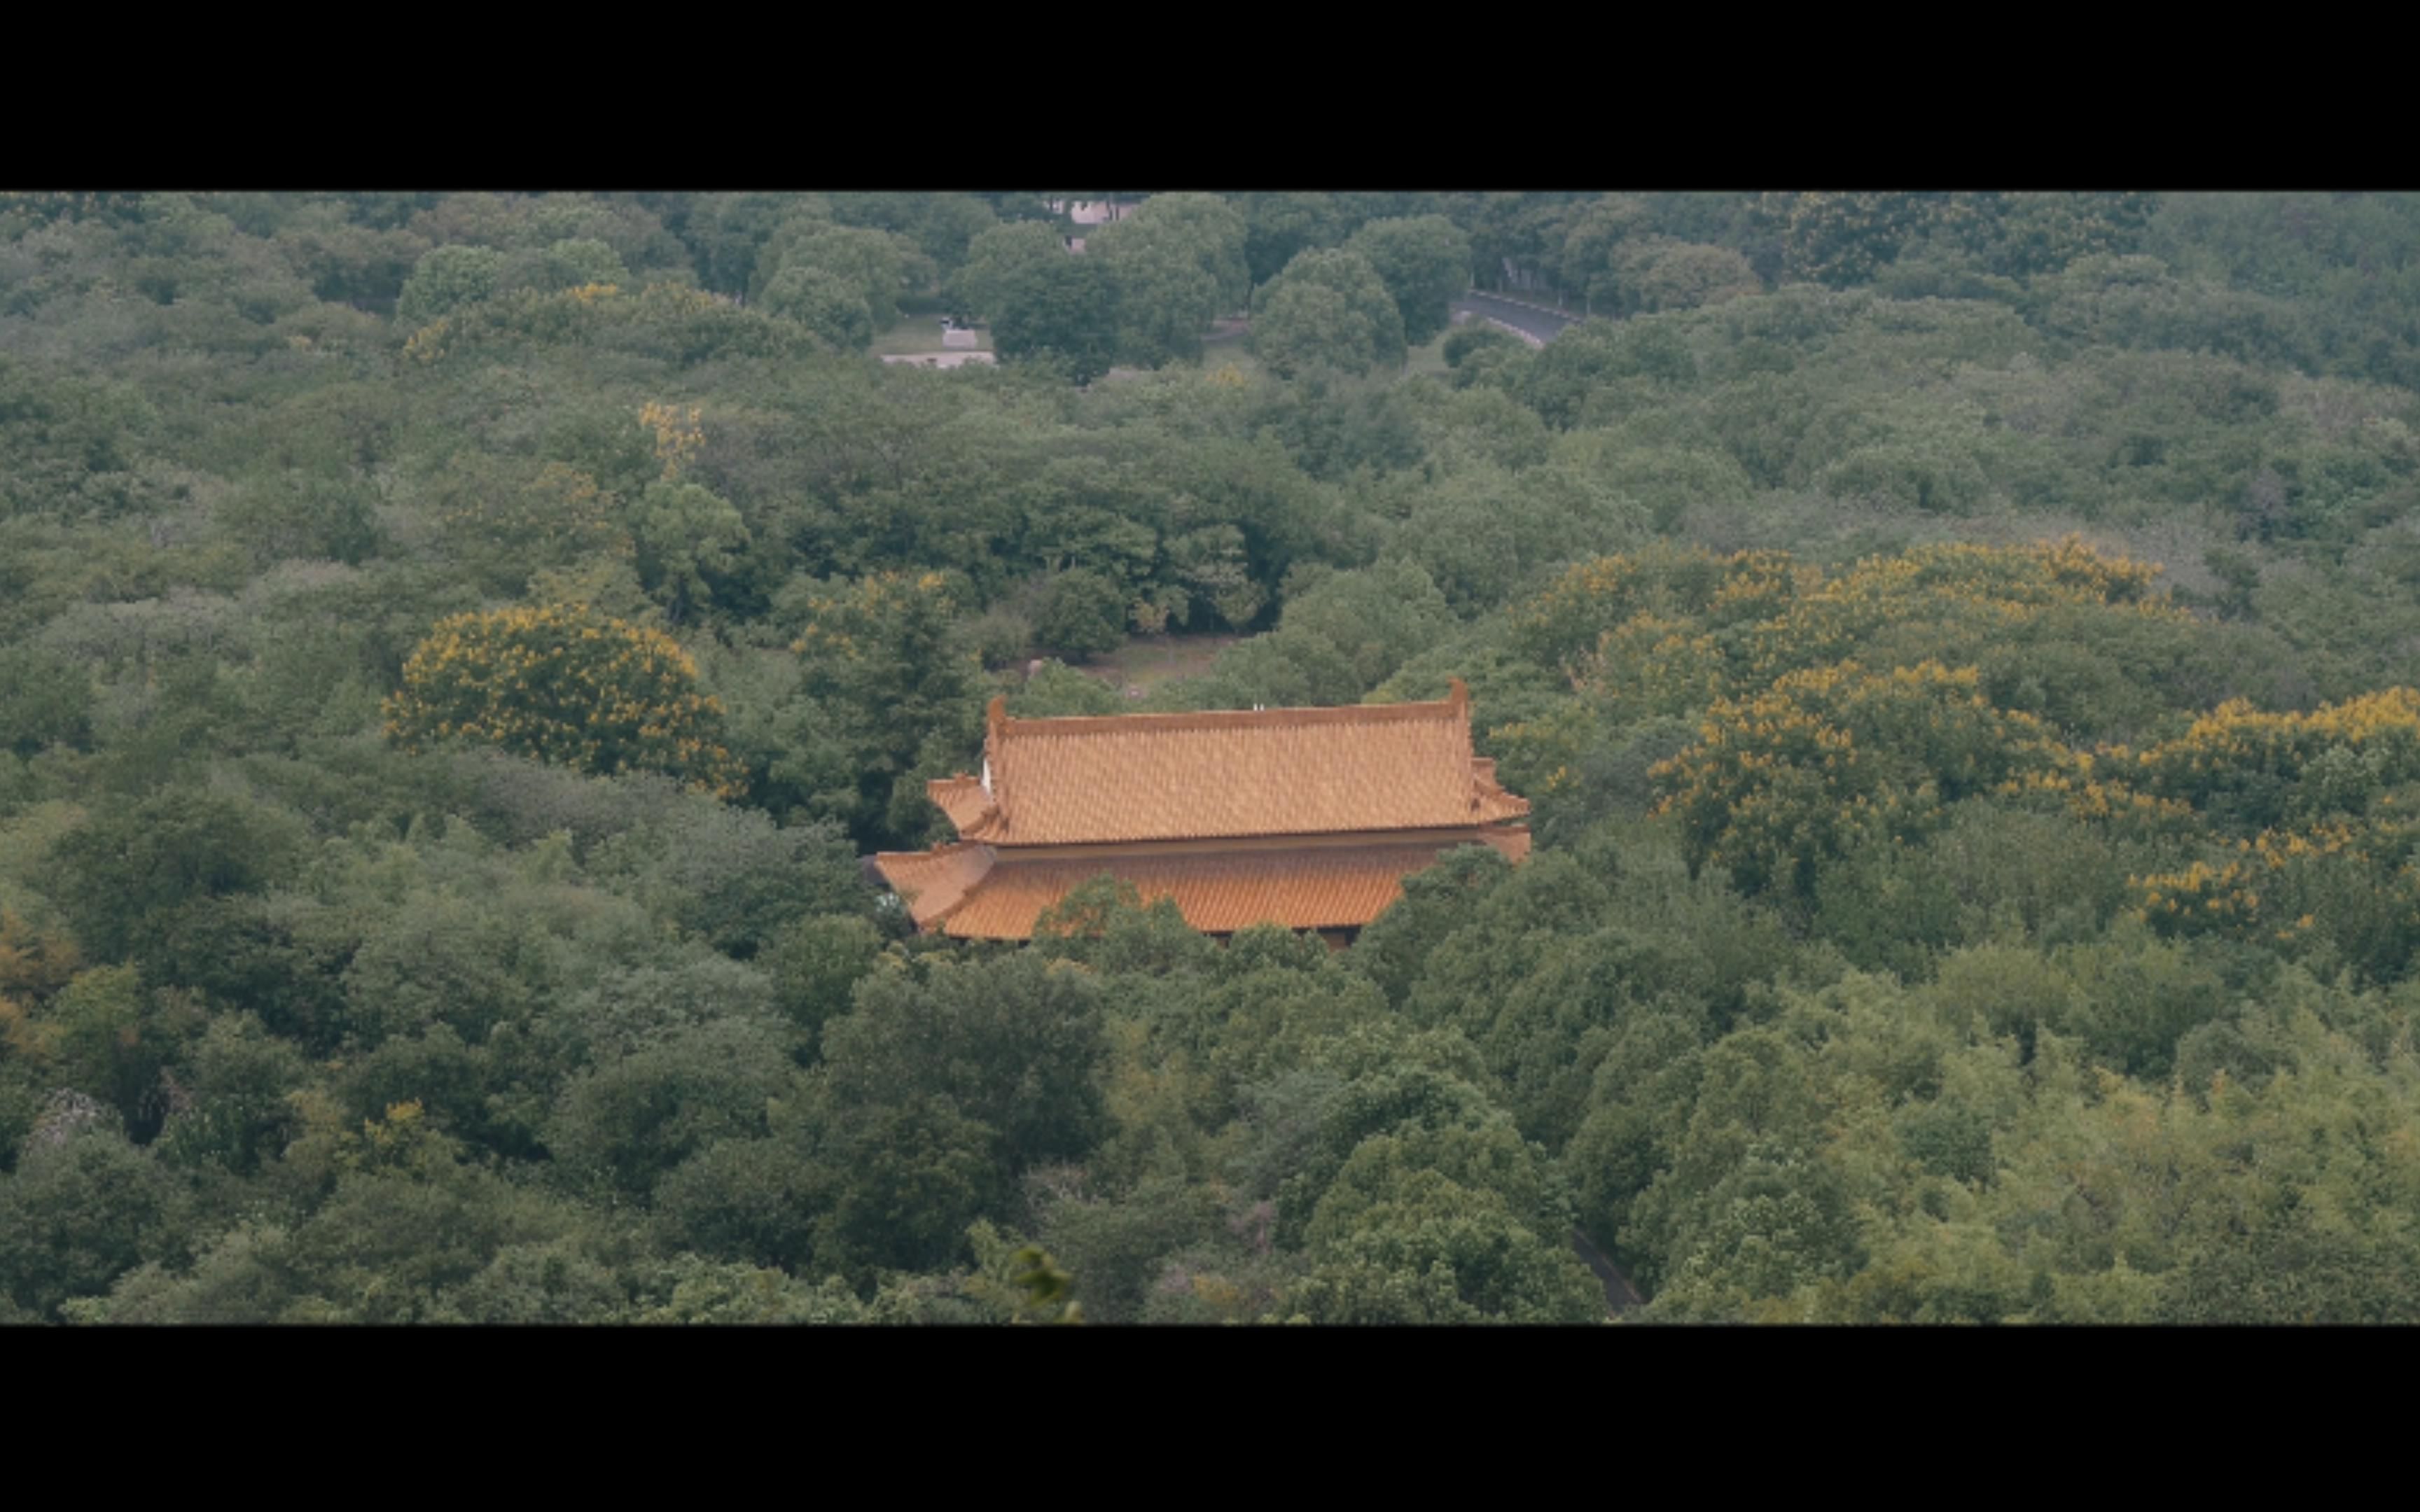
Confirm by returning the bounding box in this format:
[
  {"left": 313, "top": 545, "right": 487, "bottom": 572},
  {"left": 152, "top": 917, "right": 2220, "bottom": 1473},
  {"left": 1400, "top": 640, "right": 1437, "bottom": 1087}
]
[{"left": 965, "top": 680, "right": 1527, "bottom": 845}]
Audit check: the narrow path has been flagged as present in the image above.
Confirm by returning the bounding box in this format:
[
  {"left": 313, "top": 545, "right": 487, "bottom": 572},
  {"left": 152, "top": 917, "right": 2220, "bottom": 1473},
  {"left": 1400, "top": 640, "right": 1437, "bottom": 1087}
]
[{"left": 1573, "top": 1227, "right": 1646, "bottom": 1316}]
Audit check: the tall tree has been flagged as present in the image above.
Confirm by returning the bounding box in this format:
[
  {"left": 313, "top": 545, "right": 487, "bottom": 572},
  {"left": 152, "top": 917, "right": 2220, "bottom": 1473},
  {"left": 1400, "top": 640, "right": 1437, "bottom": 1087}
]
[
  {"left": 991, "top": 253, "right": 1121, "bottom": 384},
  {"left": 1249, "top": 248, "right": 1405, "bottom": 377},
  {"left": 1343, "top": 214, "right": 1474, "bottom": 346}
]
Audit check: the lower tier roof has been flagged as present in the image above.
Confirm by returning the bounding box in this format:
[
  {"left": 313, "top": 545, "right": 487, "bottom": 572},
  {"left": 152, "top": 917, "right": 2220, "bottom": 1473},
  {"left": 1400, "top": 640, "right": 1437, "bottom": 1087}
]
[{"left": 875, "top": 828, "right": 1530, "bottom": 940}]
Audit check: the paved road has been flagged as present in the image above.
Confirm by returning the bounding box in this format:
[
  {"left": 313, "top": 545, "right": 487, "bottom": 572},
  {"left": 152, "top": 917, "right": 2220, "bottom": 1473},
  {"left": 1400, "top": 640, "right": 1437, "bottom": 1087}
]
[
  {"left": 1451, "top": 289, "right": 1588, "bottom": 347},
  {"left": 1573, "top": 1226, "right": 1645, "bottom": 1317}
]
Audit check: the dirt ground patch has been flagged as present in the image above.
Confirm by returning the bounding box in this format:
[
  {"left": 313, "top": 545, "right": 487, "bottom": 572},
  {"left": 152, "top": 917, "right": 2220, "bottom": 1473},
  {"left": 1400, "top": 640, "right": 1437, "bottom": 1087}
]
[{"left": 1071, "top": 633, "right": 1239, "bottom": 697}]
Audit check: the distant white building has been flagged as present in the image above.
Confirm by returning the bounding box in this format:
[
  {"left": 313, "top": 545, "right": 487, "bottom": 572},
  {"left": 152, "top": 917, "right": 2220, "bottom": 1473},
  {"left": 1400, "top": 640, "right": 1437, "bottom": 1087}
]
[{"left": 1046, "top": 200, "right": 1137, "bottom": 227}]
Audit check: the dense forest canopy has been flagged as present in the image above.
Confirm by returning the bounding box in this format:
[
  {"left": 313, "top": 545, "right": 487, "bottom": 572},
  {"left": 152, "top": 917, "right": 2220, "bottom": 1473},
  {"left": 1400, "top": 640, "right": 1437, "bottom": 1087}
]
[{"left": 4, "top": 189, "right": 2419, "bottom": 1324}]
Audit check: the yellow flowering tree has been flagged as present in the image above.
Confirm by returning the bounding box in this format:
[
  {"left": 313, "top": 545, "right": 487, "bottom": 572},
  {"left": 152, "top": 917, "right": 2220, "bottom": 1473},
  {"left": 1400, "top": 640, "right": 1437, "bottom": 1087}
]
[
  {"left": 2115, "top": 688, "right": 2420, "bottom": 977},
  {"left": 1653, "top": 660, "right": 2073, "bottom": 899},
  {"left": 1515, "top": 536, "right": 2169, "bottom": 700},
  {"left": 384, "top": 603, "right": 742, "bottom": 796},
  {"left": 1501, "top": 537, "right": 2190, "bottom": 839},
  {"left": 2128, "top": 687, "right": 2420, "bottom": 828}
]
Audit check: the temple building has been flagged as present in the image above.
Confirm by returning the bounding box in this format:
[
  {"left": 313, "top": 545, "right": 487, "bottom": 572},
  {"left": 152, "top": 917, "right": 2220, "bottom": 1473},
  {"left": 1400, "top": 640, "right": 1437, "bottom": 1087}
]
[{"left": 872, "top": 679, "right": 1530, "bottom": 945}]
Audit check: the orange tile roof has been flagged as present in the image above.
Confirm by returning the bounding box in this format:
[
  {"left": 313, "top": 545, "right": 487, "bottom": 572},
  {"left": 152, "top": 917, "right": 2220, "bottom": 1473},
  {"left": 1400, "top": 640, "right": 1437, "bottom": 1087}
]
[
  {"left": 926, "top": 775, "right": 995, "bottom": 834},
  {"left": 879, "top": 828, "right": 1531, "bottom": 940},
  {"left": 877, "top": 680, "right": 1534, "bottom": 941},
  {"left": 936, "top": 679, "right": 1527, "bottom": 846},
  {"left": 872, "top": 843, "right": 996, "bottom": 924}
]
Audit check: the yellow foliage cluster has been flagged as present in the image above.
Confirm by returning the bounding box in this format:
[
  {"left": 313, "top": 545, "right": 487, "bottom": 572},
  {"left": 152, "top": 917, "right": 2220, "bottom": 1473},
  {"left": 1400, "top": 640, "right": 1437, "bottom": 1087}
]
[
  {"left": 2001, "top": 687, "right": 2420, "bottom": 951},
  {"left": 1739, "top": 538, "right": 2181, "bottom": 686},
  {"left": 1521, "top": 534, "right": 2420, "bottom": 966},
  {"left": 2127, "top": 815, "right": 2412, "bottom": 946},
  {"left": 1487, "top": 699, "right": 1601, "bottom": 796},
  {"left": 1575, "top": 613, "right": 1730, "bottom": 720},
  {"left": 791, "top": 570, "right": 960, "bottom": 662},
  {"left": 383, "top": 601, "right": 742, "bottom": 797},
  {"left": 639, "top": 400, "right": 705, "bottom": 482},
  {"left": 399, "top": 281, "right": 718, "bottom": 367},
  {"left": 1503, "top": 540, "right": 2181, "bottom": 829},
  {"left": 1513, "top": 541, "right": 1740, "bottom": 672},
  {"left": 2136, "top": 858, "right": 2265, "bottom": 925},
  {"left": 1650, "top": 659, "right": 2071, "bottom": 895},
  {"left": 1994, "top": 763, "right": 2196, "bottom": 835},
  {"left": 2131, "top": 687, "right": 2420, "bottom": 810},
  {"left": 403, "top": 316, "right": 452, "bottom": 363},
  {"left": 2032, "top": 533, "right": 2167, "bottom": 601},
  {"left": 1522, "top": 536, "right": 2176, "bottom": 702},
  {"left": 1706, "top": 550, "right": 1821, "bottom": 626}
]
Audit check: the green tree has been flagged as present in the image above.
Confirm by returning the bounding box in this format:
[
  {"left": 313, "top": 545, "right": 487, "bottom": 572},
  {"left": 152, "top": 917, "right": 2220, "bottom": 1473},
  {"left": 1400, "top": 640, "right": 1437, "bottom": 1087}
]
[
  {"left": 1249, "top": 249, "right": 1406, "bottom": 378},
  {"left": 1441, "top": 323, "right": 1523, "bottom": 370},
  {"left": 630, "top": 480, "right": 751, "bottom": 625},
  {"left": 216, "top": 471, "right": 384, "bottom": 568},
  {"left": 1127, "top": 192, "right": 1251, "bottom": 314},
  {"left": 1628, "top": 241, "right": 1761, "bottom": 314},
  {"left": 954, "top": 221, "right": 1076, "bottom": 323},
  {"left": 821, "top": 951, "right": 1110, "bottom": 1175},
  {"left": 1343, "top": 214, "right": 1473, "bottom": 346},
  {"left": 652, "top": 1137, "right": 823, "bottom": 1270},
  {"left": 1034, "top": 568, "right": 1129, "bottom": 662},
  {"left": 587, "top": 796, "right": 868, "bottom": 960},
  {"left": 810, "top": 1095, "right": 1006, "bottom": 1282},
  {"left": 0, "top": 645, "right": 92, "bottom": 758},
  {"left": 765, "top": 913, "right": 884, "bottom": 1054},
  {"left": 790, "top": 570, "right": 985, "bottom": 848},
  {"left": 533, "top": 236, "right": 627, "bottom": 290},
  {"left": 36, "top": 788, "right": 310, "bottom": 967},
  {"left": 396, "top": 243, "right": 506, "bottom": 326},
  {"left": 628, "top": 1254, "right": 868, "bottom": 1324},
  {"left": 991, "top": 252, "right": 1121, "bottom": 384},
  {"left": 682, "top": 191, "right": 812, "bottom": 296},
  {"left": 1096, "top": 231, "right": 1219, "bottom": 368},
  {"left": 1242, "top": 192, "right": 1347, "bottom": 287},
  {"left": 151, "top": 1011, "right": 310, "bottom": 1176},
  {"left": 750, "top": 218, "right": 925, "bottom": 330},
  {"left": 425, "top": 458, "right": 627, "bottom": 600},
  {"left": 1285, "top": 1168, "right": 1603, "bottom": 1324},
  {"left": 1090, "top": 194, "right": 1248, "bottom": 367},
  {"left": 543, "top": 1018, "right": 800, "bottom": 1199},
  {"left": 0, "top": 1125, "right": 185, "bottom": 1321},
  {"left": 758, "top": 262, "right": 874, "bottom": 351}
]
